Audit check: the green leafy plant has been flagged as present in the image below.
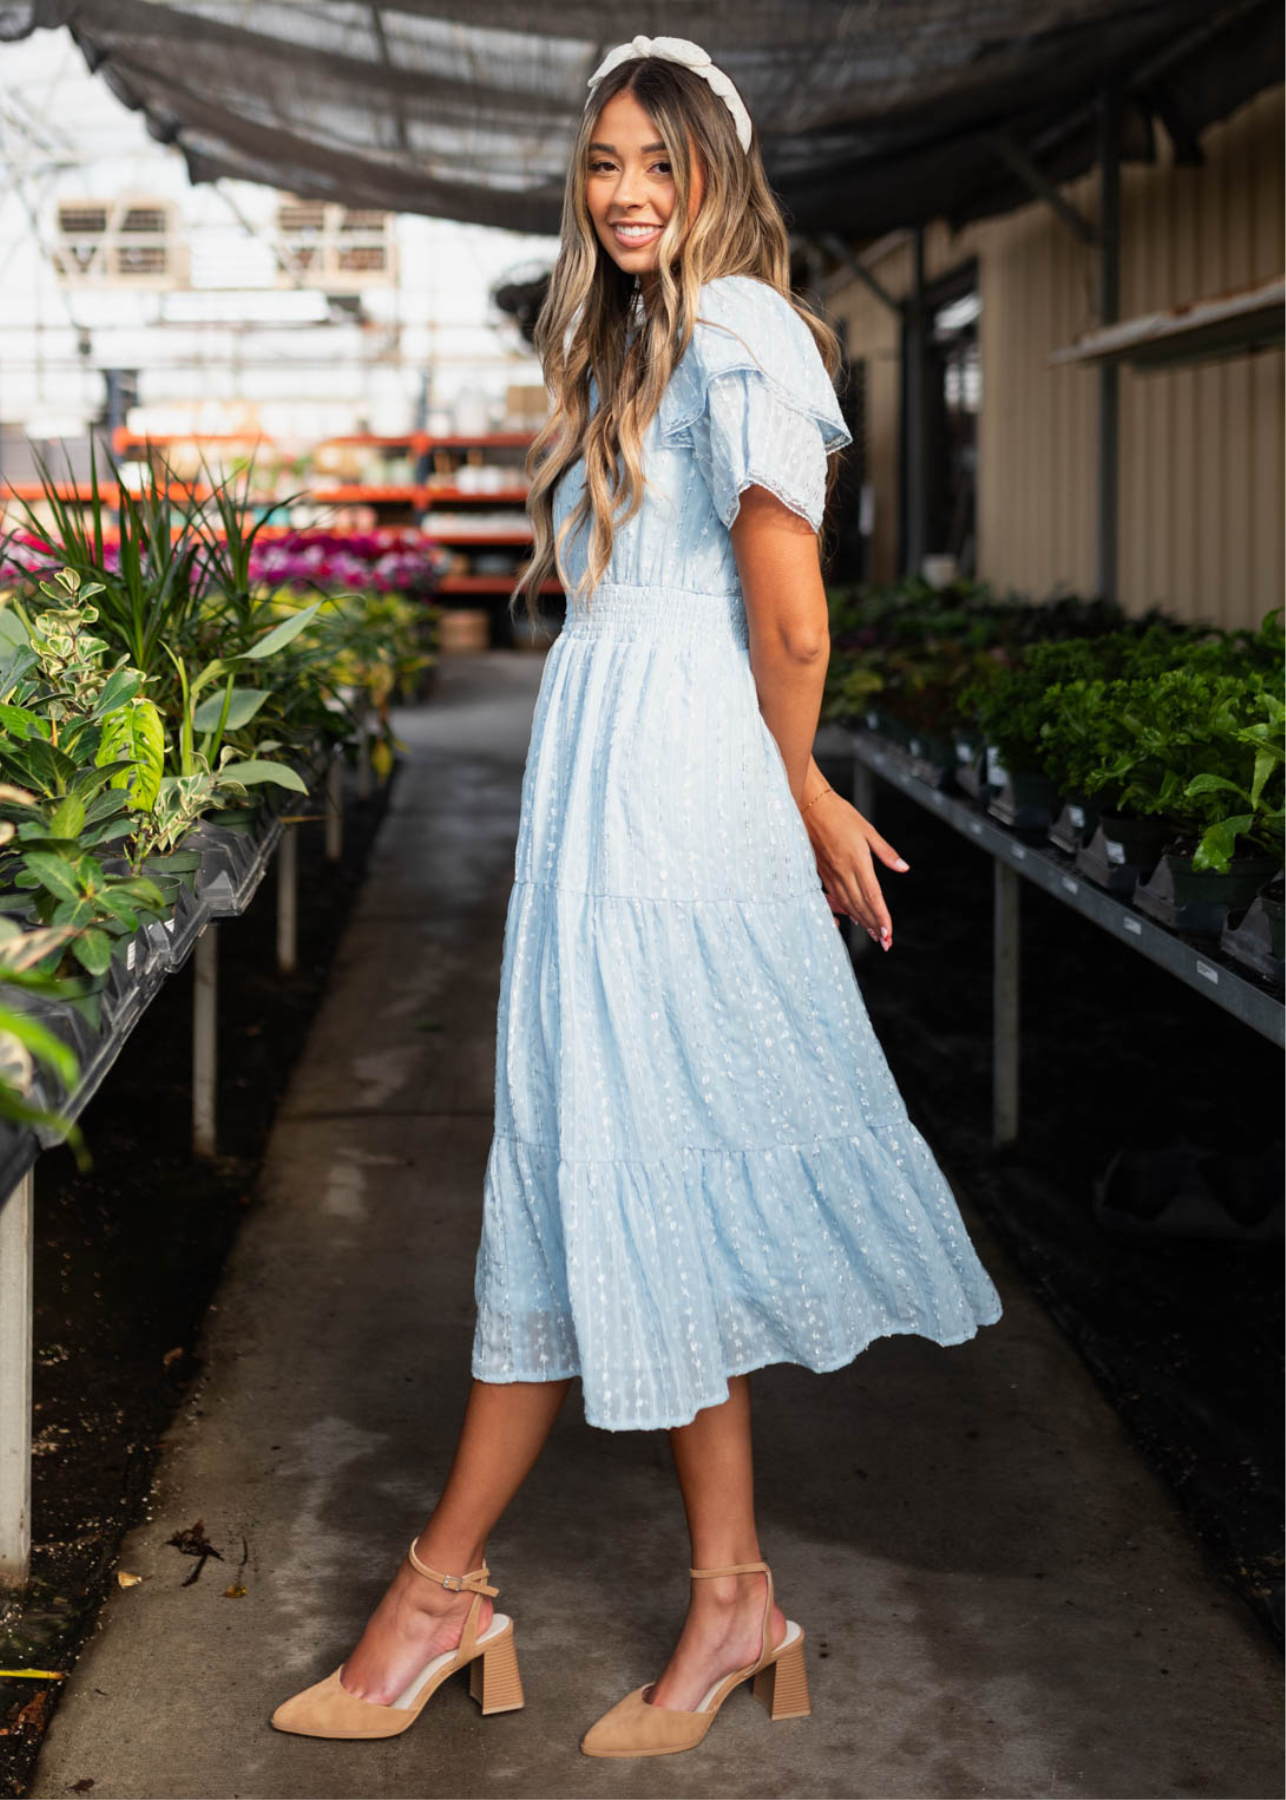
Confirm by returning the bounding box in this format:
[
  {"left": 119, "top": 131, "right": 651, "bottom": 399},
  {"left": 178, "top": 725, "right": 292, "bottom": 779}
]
[
  {"left": 0, "top": 918, "right": 89, "bottom": 1158},
  {"left": 1096, "top": 668, "right": 1285, "bottom": 871}
]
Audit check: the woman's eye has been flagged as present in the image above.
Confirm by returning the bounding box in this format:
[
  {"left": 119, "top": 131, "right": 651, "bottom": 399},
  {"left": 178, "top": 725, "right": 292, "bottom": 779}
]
[
  {"left": 588, "top": 160, "right": 616, "bottom": 174},
  {"left": 650, "top": 161, "right": 672, "bottom": 175}
]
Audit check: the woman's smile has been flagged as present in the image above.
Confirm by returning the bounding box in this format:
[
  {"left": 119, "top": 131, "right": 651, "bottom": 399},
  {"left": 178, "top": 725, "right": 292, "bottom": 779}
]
[{"left": 609, "top": 220, "right": 663, "bottom": 250}]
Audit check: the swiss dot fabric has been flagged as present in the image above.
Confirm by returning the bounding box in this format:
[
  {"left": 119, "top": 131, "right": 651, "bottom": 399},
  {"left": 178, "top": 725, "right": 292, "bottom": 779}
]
[{"left": 471, "top": 275, "right": 1003, "bottom": 1431}]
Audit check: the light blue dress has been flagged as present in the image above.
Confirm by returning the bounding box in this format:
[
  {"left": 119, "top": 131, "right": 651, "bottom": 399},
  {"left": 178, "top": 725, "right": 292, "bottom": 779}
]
[{"left": 471, "top": 275, "right": 1003, "bottom": 1431}]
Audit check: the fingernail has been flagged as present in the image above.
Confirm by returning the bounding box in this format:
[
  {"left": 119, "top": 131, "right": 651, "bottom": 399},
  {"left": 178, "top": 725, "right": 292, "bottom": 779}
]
[{"left": 894, "top": 858, "right": 910, "bottom": 871}]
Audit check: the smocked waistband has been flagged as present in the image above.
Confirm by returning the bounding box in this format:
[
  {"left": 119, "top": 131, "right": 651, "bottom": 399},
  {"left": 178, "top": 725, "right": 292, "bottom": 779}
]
[{"left": 560, "top": 581, "right": 748, "bottom": 647}]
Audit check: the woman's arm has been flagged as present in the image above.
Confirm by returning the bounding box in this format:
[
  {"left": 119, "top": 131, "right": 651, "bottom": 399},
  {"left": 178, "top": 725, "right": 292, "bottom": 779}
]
[{"left": 729, "top": 486, "right": 909, "bottom": 950}]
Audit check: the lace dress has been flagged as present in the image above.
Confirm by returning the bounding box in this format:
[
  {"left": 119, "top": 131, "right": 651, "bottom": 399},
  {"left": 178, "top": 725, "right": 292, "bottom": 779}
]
[{"left": 470, "top": 274, "right": 1003, "bottom": 1431}]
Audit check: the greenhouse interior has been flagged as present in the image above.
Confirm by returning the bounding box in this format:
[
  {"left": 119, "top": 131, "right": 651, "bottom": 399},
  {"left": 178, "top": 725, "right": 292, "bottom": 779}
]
[{"left": 0, "top": 3, "right": 1281, "bottom": 1798}]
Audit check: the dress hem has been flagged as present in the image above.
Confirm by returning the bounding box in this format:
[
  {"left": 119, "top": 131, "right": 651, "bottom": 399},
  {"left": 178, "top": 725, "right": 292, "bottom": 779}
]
[{"left": 470, "top": 1301, "right": 1004, "bottom": 1435}]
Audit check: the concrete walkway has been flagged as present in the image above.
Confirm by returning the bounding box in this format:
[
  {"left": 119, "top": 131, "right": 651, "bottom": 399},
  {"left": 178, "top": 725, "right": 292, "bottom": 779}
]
[{"left": 31, "top": 654, "right": 1281, "bottom": 1800}]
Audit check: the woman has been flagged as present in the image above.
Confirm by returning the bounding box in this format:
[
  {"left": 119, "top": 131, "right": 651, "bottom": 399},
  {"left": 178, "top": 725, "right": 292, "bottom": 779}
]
[{"left": 271, "top": 34, "right": 1003, "bottom": 1758}]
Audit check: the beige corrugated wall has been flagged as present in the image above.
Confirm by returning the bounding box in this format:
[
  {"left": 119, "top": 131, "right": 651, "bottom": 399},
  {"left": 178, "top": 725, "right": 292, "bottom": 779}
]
[{"left": 825, "top": 84, "right": 1284, "bottom": 630}]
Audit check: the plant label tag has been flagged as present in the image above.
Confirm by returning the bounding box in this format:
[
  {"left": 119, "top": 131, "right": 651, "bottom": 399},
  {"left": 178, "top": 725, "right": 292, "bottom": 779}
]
[
  {"left": 1196, "top": 961, "right": 1219, "bottom": 986},
  {"left": 1068, "top": 805, "right": 1084, "bottom": 828},
  {"left": 1123, "top": 916, "right": 1142, "bottom": 936},
  {"left": 1061, "top": 876, "right": 1078, "bottom": 894},
  {"left": 126, "top": 941, "right": 136, "bottom": 972},
  {"left": 164, "top": 917, "right": 176, "bottom": 933},
  {"left": 985, "top": 746, "right": 1007, "bottom": 782},
  {"left": 1107, "top": 840, "right": 1126, "bottom": 864},
  {"left": 956, "top": 742, "right": 973, "bottom": 762}
]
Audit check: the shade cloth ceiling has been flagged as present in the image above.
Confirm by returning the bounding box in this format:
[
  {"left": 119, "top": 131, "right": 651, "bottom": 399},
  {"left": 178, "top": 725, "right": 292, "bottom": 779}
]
[{"left": 1, "top": 2, "right": 1279, "bottom": 240}]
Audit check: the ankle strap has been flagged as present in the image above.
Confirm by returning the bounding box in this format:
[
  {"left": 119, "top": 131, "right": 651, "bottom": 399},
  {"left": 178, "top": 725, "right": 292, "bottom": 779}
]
[
  {"left": 407, "top": 1538, "right": 498, "bottom": 1596},
  {"left": 689, "top": 1560, "right": 769, "bottom": 1578}
]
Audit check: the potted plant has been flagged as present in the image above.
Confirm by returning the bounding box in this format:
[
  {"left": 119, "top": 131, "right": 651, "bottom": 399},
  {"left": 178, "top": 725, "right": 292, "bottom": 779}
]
[{"left": 1112, "top": 666, "right": 1284, "bottom": 933}]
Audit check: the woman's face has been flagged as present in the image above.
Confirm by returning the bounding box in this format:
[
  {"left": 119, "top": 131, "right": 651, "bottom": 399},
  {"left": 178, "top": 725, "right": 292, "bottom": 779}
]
[{"left": 585, "top": 88, "right": 704, "bottom": 281}]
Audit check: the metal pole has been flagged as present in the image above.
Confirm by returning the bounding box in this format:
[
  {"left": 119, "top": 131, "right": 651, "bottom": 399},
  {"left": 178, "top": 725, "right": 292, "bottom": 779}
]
[
  {"left": 904, "top": 226, "right": 927, "bottom": 578},
  {"left": 193, "top": 926, "right": 218, "bottom": 1158},
  {"left": 0, "top": 1169, "right": 34, "bottom": 1587},
  {"left": 993, "top": 863, "right": 1021, "bottom": 1145},
  {"left": 276, "top": 824, "right": 298, "bottom": 976},
  {"left": 1097, "top": 84, "right": 1121, "bottom": 604},
  {"left": 325, "top": 755, "right": 344, "bottom": 862}
]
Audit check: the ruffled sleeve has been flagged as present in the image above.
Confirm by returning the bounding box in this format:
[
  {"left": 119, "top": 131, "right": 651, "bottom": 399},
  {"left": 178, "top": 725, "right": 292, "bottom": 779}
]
[{"left": 657, "top": 275, "right": 852, "bottom": 532}]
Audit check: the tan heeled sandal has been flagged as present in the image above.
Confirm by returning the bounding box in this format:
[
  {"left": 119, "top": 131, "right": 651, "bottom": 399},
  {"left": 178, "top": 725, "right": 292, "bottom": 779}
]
[
  {"left": 580, "top": 1558, "right": 810, "bottom": 1758},
  {"left": 270, "top": 1538, "right": 524, "bottom": 1739}
]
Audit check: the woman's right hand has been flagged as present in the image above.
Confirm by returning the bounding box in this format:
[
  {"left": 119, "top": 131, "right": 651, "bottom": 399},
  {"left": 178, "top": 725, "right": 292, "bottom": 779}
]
[{"left": 800, "top": 789, "right": 910, "bottom": 951}]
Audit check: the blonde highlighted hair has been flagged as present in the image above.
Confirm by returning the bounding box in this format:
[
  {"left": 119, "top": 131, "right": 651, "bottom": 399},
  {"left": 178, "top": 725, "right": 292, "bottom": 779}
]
[{"left": 511, "top": 55, "right": 843, "bottom": 626}]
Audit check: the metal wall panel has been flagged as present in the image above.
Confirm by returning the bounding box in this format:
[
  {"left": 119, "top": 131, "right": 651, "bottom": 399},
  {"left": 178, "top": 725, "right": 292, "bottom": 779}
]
[{"left": 827, "top": 85, "right": 1283, "bottom": 628}]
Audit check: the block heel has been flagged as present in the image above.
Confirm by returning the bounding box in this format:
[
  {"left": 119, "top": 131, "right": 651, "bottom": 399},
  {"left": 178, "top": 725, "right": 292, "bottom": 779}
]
[
  {"left": 580, "top": 1558, "right": 812, "bottom": 1757},
  {"left": 469, "top": 1623, "right": 525, "bottom": 1714},
  {"left": 270, "top": 1540, "right": 519, "bottom": 1740},
  {"left": 753, "top": 1632, "right": 811, "bottom": 1720}
]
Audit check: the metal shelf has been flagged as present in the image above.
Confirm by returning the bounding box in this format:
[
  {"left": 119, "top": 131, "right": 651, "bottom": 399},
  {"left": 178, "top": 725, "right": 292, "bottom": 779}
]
[
  {"left": 1049, "top": 274, "right": 1284, "bottom": 371},
  {"left": 851, "top": 730, "right": 1283, "bottom": 1045}
]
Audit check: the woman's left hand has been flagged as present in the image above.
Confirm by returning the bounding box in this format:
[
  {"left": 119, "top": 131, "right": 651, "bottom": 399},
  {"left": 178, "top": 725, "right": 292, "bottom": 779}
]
[{"left": 801, "top": 791, "right": 910, "bottom": 950}]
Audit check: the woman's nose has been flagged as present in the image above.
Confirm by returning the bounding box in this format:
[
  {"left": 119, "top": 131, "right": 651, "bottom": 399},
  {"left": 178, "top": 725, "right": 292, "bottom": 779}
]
[{"left": 612, "top": 169, "right": 645, "bottom": 208}]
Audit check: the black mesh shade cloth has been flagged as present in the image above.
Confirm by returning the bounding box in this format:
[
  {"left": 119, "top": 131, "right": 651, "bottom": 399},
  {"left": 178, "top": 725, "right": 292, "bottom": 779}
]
[{"left": 1, "top": 2, "right": 1279, "bottom": 236}]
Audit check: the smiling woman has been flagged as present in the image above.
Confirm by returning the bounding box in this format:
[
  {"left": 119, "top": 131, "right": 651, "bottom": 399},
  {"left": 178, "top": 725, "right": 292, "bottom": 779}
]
[
  {"left": 584, "top": 98, "right": 699, "bottom": 265},
  {"left": 268, "top": 32, "right": 1005, "bottom": 1766}
]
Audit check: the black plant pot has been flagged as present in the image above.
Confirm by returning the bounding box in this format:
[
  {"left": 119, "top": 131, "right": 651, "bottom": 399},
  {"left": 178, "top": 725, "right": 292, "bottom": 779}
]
[
  {"left": 902, "top": 728, "right": 958, "bottom": 789},
  {"left": 1075, "top": 814, "right": 1173, "bottom": 896},
  {"left": 954, "top": 739, "right": 991, "bottom": 802},
  {"left": 1133, "top": 851, "right": 1281, "bottom": 936},
  {"left": 988, "top": 764, "right": 1063, "bottom": 833},
  {"left": 1047, "top": 792, "right": 1101, "bottom": 855}
]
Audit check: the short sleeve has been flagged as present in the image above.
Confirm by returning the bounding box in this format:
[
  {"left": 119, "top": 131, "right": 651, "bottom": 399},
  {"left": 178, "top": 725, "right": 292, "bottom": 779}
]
[{"left": 657, "top": 275, "right": 852, "bottom": 531}]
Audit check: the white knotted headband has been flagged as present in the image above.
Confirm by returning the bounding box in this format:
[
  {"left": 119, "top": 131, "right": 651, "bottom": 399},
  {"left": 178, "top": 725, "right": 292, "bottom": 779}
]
[{"left": 585, "top": 34, "right": 754, "bottom": 154}]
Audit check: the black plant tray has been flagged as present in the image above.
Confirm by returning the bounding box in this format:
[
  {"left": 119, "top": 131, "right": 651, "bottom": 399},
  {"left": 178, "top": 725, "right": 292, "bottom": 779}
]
[
  {"left": 185, "top": 805, "right": 285, "bottom": 918},
  {"left": 1048, "top": 797, "right": 1100, "bottom": 855},
  {"left": 1075, "top": 817, "right": 1172, "bottom": 897},
  {"left": 1134, "top": 853, "right": 1280, "bottom": 937},
  {"left": 955, "top": 746, "right": 991, "bottom": 802},
  {"left": 1219, "top": 891, "right": 1285, "bottom": 989},
  {"left": 0, "top": 1124, "right": 37, "bottom": 1201}
]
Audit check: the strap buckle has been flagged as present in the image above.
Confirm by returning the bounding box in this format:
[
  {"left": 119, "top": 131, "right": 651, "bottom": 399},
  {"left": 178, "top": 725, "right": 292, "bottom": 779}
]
[{"left": 440, "top": 1572, "right": 465, "bottom": 1591}]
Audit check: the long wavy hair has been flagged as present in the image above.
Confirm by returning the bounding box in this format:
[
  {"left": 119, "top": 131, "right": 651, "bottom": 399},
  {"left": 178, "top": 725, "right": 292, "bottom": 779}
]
[{"left": 511, "top": 55, "right": 844, "bottom": 626}]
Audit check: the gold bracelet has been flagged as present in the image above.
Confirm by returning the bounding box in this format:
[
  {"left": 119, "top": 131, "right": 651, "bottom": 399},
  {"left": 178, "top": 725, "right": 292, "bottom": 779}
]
[{"left": 800, "top": 785, "right": 834, "bottom": 816}]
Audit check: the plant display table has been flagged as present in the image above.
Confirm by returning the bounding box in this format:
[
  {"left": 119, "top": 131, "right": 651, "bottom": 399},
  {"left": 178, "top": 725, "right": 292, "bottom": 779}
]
[
  {"left": 849, "top": 729, "right": 1284, "bottom": 1149},
  {"left": 0, "top": 751, "right": 350, "bottom": 1588}
]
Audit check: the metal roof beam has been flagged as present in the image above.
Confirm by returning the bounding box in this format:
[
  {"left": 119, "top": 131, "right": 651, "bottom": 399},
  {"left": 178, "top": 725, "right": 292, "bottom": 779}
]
[
  {"left": 980, "top": 131, "right": 1099, "bottom": 245},
  {"left": 816, "top": 232, "right": 904, "bottom": 318}
]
